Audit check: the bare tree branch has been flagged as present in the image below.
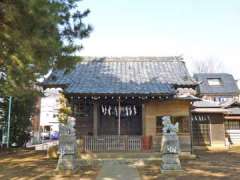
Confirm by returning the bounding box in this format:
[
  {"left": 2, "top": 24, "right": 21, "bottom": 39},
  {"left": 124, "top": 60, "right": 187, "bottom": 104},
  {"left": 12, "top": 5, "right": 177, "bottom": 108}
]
[{"left": 192, "top": 58, "right": 224, "bottom": 73}]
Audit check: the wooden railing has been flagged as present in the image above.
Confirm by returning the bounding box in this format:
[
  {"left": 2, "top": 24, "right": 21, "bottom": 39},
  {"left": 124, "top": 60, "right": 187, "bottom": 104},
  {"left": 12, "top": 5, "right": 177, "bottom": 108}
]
[
  {"left": 79, "top": 134, "right": 191, "bottom": 152},
  {"left": 80, "top": 135, "right": 143, "bottom": 152}
]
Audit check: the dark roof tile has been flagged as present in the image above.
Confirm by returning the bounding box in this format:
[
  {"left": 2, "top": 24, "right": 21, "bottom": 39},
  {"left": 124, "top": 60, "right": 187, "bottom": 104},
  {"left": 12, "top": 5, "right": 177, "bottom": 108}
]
[{"left": 43, "top": 57, "right": 196, "bottom": 95}]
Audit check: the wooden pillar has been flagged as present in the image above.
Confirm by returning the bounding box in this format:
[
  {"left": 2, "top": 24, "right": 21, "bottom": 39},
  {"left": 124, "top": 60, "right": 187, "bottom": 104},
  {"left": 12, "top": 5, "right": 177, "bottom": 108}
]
[
  {"left": 118, "top": 97, "right": 121, "bottom": 136},
  {"left": 142, "top": 104, "right": 145, "bottom": 136},
  {"left": 93, "top": 101, "right": 99, "bottom": 136},
  {"left": 189, "top": 102, "right": 193, "bottom": 154},
  {"left": 209, "top": 118, "right": 213, "bottom": 145}
]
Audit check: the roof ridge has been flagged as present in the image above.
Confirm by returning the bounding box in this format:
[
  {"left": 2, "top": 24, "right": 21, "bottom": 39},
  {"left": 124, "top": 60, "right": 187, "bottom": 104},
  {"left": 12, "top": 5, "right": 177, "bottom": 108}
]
[
  {"left": 81, "top": 56, "right": 183, "bottom": 62},
  {"left": 194, "top": 73, "right": 233, "bottom": 76}
]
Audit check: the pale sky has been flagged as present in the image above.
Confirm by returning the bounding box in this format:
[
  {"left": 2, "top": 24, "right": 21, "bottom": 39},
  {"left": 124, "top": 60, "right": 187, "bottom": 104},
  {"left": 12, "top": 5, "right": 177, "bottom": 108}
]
[{"left": 78, "top": 0, "right": 240, "bottom": 79}]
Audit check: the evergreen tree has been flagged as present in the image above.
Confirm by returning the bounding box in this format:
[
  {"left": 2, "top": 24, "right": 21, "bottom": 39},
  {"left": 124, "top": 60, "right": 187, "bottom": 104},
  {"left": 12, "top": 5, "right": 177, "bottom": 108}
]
[
  {"left": 0, "top": 0, "right": 92, "bottom": 96},
  {"left": 0, "top": 0, "right": 92, "bottom": 146}
]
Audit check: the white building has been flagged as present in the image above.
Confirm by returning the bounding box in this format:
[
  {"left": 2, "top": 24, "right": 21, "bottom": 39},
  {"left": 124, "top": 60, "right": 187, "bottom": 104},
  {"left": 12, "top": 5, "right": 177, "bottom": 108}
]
[
  {"left": 39, "top": 88, "right": 61, "bottom": 139},
  {"left": 236, "top": 79, "right": 240, "bottom": 101}
]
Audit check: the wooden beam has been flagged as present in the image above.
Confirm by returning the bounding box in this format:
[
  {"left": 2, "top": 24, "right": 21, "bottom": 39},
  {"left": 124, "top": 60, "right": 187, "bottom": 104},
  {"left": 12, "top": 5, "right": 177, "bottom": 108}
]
[{"left": 224, "top": 116, "right": 240, "bottom": 120}]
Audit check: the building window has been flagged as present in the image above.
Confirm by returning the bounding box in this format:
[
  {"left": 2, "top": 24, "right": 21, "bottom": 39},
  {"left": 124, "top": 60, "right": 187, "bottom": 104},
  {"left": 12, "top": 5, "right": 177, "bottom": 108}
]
[
  {"left": 214, "top": 97, "right": 232, "bottom": 102},
  {"left": 156, "top": 116, "right": 189, "bottom": 134},
  {"left": 207, "top": 78, "right": 222, "bottom": 86},
  {"left": 224, "top": 120, "right": 240, "bottom": 130}
]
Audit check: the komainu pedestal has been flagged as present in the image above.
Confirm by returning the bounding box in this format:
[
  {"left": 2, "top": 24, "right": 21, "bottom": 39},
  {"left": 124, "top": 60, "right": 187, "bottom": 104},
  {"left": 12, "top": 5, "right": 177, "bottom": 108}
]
[
  {"left": 160, "top": 116, "right": 182, "bottom": 173},
  {"left": 161, "top": 134, "right": 182, "bottom": 173},
  {"left": 57, "top": 119, "right": 78, "bottom": 172}
]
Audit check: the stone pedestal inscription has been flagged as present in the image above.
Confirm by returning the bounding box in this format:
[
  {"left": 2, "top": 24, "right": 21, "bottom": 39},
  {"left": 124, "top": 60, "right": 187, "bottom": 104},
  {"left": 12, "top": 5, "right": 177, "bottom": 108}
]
[
  {"left": 57, "top": 118, "right": 78, "bottom": 171},
  {"left": 161, "top": 134, "right": 182, "bottom": 172},
  {"left": 160, "top": 116, "right": 182, "bottom": 173}
]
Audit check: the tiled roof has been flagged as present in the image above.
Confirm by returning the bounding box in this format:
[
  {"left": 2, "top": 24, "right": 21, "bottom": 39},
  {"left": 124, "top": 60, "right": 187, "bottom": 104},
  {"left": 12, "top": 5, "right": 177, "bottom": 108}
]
[
  {"left": 226, "top": 107, "right": 240, "bottom": 115},
  {"left": 221, "top": 100, "right": 240, "bottom": 115},
  {"left": 193, "top": 100, "right": 221, "bottom": 108},
  {"left": 221, "top": 100, "right": 240, "bottom": 108},
  {"left": 42, "top": 57, "right": 196, "bottom": 95},
  {"left": 194, "top": 73, "right": 239, "bottom": 96},
  {"left": 193, "top": 99, "right": 240, "bottom": 115}
]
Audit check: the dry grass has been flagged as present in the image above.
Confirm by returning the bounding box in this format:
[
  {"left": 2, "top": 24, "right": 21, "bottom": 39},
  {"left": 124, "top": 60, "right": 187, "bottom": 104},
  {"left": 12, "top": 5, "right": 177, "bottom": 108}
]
[
  {"left": 0, "top": 149, "right": 98, "bottom": 180},
  {"left": 137, "top": 146, "right": 240, "bottom": 180}
]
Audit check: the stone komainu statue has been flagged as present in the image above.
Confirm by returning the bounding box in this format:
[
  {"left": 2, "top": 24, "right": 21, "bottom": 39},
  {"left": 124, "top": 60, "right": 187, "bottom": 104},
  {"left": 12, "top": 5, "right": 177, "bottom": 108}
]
[{"left": 162, "top": 116, "right": 179, "bottom": 134}]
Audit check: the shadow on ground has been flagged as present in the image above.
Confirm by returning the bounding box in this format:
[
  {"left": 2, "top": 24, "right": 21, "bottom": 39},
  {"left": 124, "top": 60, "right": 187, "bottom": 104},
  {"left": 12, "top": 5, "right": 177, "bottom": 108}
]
[
  {"left": 0, "top": 149, "right": 98, "bottom": 180},
  {"left": 137, "top": 146, "right": 240, "bottom": 180},
  {"left": 1, "top": 147, "right": 240, "bottom": 180}
]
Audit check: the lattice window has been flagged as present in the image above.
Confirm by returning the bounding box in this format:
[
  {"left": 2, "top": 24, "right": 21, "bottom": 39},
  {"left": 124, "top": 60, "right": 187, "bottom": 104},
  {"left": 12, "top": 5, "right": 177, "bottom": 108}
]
[{"left": 224, "top": 120, "right": 240, "bottom": 130}]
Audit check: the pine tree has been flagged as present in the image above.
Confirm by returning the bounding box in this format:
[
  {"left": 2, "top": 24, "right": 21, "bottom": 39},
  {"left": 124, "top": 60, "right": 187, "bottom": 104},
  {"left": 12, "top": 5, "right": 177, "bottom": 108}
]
[
  {"left": 0, "top": 0, "right": 92, "bottom": 96},
  {"left": 0, "top": 0, "right": 92, "bottom": 146}
]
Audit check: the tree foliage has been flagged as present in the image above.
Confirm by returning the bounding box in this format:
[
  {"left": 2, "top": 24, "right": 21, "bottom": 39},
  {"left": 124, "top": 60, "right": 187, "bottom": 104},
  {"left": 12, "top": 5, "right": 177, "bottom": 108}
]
[
  {"left": 0, "top": 95, "right": 37, "bottom": 147},
  {"left": 0, "top": 0, "right": 92, "bottom": 96},
  {"left": 57, "top": 93, "right": 72, "bottom": 124},
  {"left": 192, "top": 58, "right": 224, "bottom": 74},
  {"left": 0, "top": 0, "right": 92, "bottom": 146},
  {"left": 10, "top": 94, "right": 37, "bottom": 146}
]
